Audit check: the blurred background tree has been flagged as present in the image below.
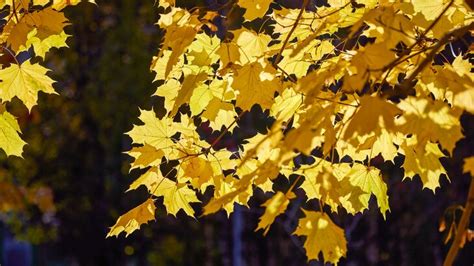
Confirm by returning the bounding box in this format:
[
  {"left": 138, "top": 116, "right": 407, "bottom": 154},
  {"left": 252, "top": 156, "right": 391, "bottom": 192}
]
[{"left": 0, "top": 0, "right": 472, "bottom": 265}]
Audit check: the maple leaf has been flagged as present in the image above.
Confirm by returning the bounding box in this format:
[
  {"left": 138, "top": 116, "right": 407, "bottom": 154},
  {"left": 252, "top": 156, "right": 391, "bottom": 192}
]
[
  {"left": 412, "top": 0, "right": 447, "bottom": 21},
  {"left": 127, "top": 109, "right": 177, "bottom": 153},
  {"left": 347, "top": 163, "right": 390, "bottom": 218},
  {"left": 283, "top": 104, "right": 335, "bottom": 155},
  {"left": 270, "top": 87, "right": 303, "bottom": 122},
  {"left": 171, "top": 72, "right": 208, "bottom": 116},
  {"left": 294, "top": 210, "right": 347, "bottom": 264},
  {"left": 0, "top": 61, "right": 57, "bottom": 111},
  {"left": 279, "top": 39, "right": 332, "bottom": 79},
  {"left": 127, "top": 167, "right": 162, "bottom": 192},
  {"left": 357, "top": 129, "right": 399, "bottom": 162},
  {"left": 234, "top": 30, "right": 270, "bottom": 63},
  {"left": 22, "top": 29, "right": 69, "bottom": 58},
  {"left": 151, "top": 51, "right": 184, "bottom": 82},
  {"left": 255, "top": 191, "right": 295, "bottom": 236},
  {"left": 151, "top": 177, "right": 200, "bottom": 217},
  {"left": 232, "top": 62, "right": 282, "bottom": 111},
  {"left": 344, "top": 95, "right": 401, "bottom": 140},
  {"left": 362, "top": 7, "right": 416, "bottom": 48},
  {"left": 217, "top": 42, "right": 241, "bottom": 68},
  {"left": 180, "top": 156, "right": 214, "bottom": 190},
  {"left": 297, "top": 161, "right": 367, "bottom": 214},
  {"left": 162, "top": 26, "right": 197, "bottom": 79},
  {"left": 401, "top": 140, "right": 447, "bottom": 191},
  {"left": 202, "top": 180, "right": 251, "bottom": 216},
  {"left": 397, "top": 97, "right": 463, "bottom": 154},
  {"left": 107, "top": 198, "right": 156, "bottom": 237},
  {"left": 128, "top": 144, "right": 164, "bottom": 170},
  {"left": 5, "top": 21, "right": 31, "bottom": 52},
  {"left": 210, "top": 175, "right": 251, "bottom": 216},
  {"left": 6, "top": 7, "right": 69, "bottom": 52},
  {"left": 188, "top": 33, "right": 220, "bottom": 66},
  {"left": 0, "top": 110, "right": 27, "bottom": 157},
  {"left": 156, "top": 0, "right": 175, "bottom": 8},
  {"left": 238, "top": 0, "right": 272, "bottom": 21},
  {"left": 202, "top": 98, "right": 237, "bottom": 130}
]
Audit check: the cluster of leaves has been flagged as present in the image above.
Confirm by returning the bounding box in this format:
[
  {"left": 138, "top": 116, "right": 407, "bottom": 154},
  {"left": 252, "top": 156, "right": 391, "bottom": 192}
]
[
  {"left": 0, "top": 0, "right": 93, "bottom": 226},
  {"left": 106, "top": 0, "right": 474, "bottom": 264}
]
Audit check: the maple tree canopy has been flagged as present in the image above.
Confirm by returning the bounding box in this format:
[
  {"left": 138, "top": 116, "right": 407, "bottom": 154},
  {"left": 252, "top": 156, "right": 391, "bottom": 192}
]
[
  {"left": 108, "top": 0, "right": 474, "bottom": 264},
  {"left": 0, "top": 0, "right": 473, "bottom": 265}
]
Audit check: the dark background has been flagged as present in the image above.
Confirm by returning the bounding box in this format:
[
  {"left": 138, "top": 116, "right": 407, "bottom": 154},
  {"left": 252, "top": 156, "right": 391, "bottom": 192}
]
[{"left": 0, "top": 1, "right": 473, "bottom": 265}]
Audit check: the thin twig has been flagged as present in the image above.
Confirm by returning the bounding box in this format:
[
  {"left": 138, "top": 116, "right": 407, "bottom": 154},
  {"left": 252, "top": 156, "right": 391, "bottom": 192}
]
[
  {"left": 206, "top": 111, "right": 245, "bottom": 152},
  {"left": 273, "top": 0, "right": 309, "bottom": 67},
  {"left": 398, "top": 21, "right": 474, "bottom": 95}
]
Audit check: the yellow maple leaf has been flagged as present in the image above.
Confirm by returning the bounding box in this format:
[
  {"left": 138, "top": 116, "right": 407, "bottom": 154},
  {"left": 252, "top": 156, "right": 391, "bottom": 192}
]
[
  {"left": 357, "top": 129, "right": 399, "bottom": 162},
  {"left": 127, "top": 167, "right": 162, "bottom": 192},
  {"left": 0, "top": 110, "right": 27, "bottom": 157},
  {"left": 362, "top": 6, "right": 416, "bottom": 48},
  {"left": 343, "top": 43, "right": 396, "bottom": 92},
  {"left": 22, "top": 29, "right": 69, "bottom": 58},
  {"left": 5, "top": 6, "right": 69, "bottom": 51},
  {"left": 26, "top": 7, "right": 69, "bottom": 39},
  {"left": 217, "top": 42, "right": 241, "bottom": 68},
  {"left": 188, "top": 33, "right": 220, "bottom": 65},
  {"left": 202, "top": 98, "right": 237, "bottom": 130},
  {"left": 107, "top": 198, "right": 156, "bottom": 237},
  {"left": 170, "top": 72, "right": 208, "bottom": 116},
  {"left": 412, "top": 0, "right": 448, "bottom": 21},
  {"left": 401, "top": 139, "right": 447, "bottom": 191},
  {"left": 297, "top": 161, "right": 367, "bottom": 214},
  {"left": 0, "top": 61, "right": 57, "bottom": 111},
  {"left": 347, "top": 163, "right": 390, "bottom": 218},
  {"left": 128, "top": 144, "right": 164, "bottom": 170},
  {"left": 294, "top": 210, "right": 347, "bottom": 265},
  {"left": 127, "top": 109, "right": 177, "bottom": 153},
  {"left": 344, "top": 95, "right": 401, "bottom": 140},
  {"left": 151, "top": 51, "right": 184, "bottom": 82},
  {"left": 284, "top": 104, "right": 335, "bottom": 155},
  {"left": 151, "top": 178, "right": 200, "bottom": 217},
  {"left": 452, "top": 55, "right": 472, "bottom": 77},
  {"left": 235, "top": 29, "right": 270, "bottom": 63},
  {"left": 153, "top": 79, "right": 181, "bottom": 111},
  {"left": 189, "top": 83, "right": 214, "bottom": 116},
  {"left": 255, "top": 191, "right": 295, "bottom": 236},
  {"left": 209, "top": 174, "right": 251, "bottom": 216},
  {"left": 162, "top": 26, "right": 197, "bottom": 79},
  {"left": 278, "top": 41, "right": 315, "bottom": 78},
  {"left": 180, "top": 156, "right": 214, "bottom": 190},
  {"left": 238, "top": 0, "right": 272, "bottom": 21},
  {"left": 5, "top": 20, "right": 32, "bottom": 52},
  {"left": 203, "top": 176, "right": 253, "bottom": 216},
  {"left": 232, "top": 62, "right": 282, "bottom": 111},
  {"left": 270, "top": 87, "right": 303, "bottom": 122},
  {"left": 396, "top": 97, "right": 463, "bottom": 154}
]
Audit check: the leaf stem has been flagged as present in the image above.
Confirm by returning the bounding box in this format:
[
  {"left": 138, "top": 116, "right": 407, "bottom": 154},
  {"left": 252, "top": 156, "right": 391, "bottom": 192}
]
[{"left": 1, "top": 45, "right": 20, "bottom": 65}]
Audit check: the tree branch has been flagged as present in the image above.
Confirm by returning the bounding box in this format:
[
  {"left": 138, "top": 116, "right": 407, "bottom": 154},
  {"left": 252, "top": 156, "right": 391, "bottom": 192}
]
[
  {"left": 443, "top": 176, "right": 474, "bottom": 266},
  {"left": 397, "top": 21, "right": 474, "bottom": 96},
  {"left": 273, "top": 0, "right": 309, "bottom": 67}
]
